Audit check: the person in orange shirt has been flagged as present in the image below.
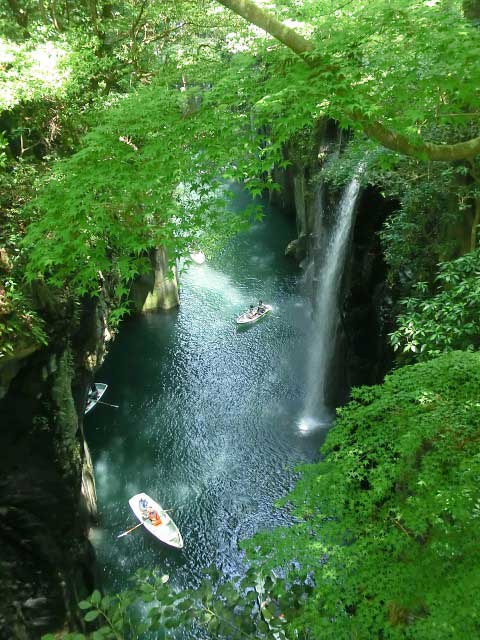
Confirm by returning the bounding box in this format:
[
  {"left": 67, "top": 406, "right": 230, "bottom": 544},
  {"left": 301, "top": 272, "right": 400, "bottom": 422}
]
[{"left": 146, "top": 506, "right": 163, "bottom": 526}]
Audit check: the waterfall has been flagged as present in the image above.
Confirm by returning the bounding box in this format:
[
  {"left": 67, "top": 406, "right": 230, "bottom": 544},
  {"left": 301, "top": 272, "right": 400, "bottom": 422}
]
[{"left": 300, "top": 167, "right": 363, "bottom": 431}]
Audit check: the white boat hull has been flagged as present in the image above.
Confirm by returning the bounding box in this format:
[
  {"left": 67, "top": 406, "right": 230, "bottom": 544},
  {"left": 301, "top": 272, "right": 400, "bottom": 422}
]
[
  {"left": 236, "top": 304, "right": 272, "bottom": 325},
  {"left": 190, "top": 251, "right": 206, "bottom": 265},
  {"left": 85, "top": 383, "right": 108, "bottom": 414},
  {"left": 129, "top": 492, "right": 184, "bottom": 549}
]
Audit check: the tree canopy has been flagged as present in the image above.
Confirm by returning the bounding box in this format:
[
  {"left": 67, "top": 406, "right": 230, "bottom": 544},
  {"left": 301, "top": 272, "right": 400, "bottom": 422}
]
[
  {"left": 12, "top": 0, "right": 478, "bottom": 299},
  {"left": 0, "top": 0, "right": 478, "bottom": 306},
  {"left": 218, "top": 0, "right": 480, "bottom": 161}
]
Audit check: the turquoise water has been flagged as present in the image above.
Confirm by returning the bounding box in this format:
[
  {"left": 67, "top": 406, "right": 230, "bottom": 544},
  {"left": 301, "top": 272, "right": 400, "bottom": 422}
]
[{"left": 86, "top": 191, "right": 326, "bottom": 592}]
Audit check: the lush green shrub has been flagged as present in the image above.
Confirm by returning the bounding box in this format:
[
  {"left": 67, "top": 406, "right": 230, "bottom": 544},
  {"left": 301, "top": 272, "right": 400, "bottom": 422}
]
[
  {"left": 248, "top": 351, "right": 480, "bottom": 639},
  {"left": 391, "top": 249, "right": 480, "bottom": 360},
  {"left": 42, "top": 567, "right": 301, "bottom": 640}
]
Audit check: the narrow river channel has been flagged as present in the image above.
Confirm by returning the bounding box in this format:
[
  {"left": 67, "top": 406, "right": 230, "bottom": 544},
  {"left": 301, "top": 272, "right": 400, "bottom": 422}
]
[{"left": 87, "top": 189, "right": 327, "bottom": 592}]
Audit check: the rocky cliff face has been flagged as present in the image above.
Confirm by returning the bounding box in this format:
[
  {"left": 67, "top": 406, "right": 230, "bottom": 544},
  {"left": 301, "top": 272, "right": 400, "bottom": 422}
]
[
  {"left": 130, "top": 247, "right": 180, "bottom": 313},
  {"left": 0, "top": 295, "right": 108, "bottom": 639},
  {"left": 343, "top": 186, "right": 395, "bottom": 387}
]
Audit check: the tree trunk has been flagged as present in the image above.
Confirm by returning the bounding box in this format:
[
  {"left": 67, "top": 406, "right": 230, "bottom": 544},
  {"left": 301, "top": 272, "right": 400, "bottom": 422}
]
[
  {"left": 38, "top": 0, "right": 49, "bottom": 24},
  {"left": 49, "top": 0, "right": 64, "bottom": 32},
  {"left": 361, "top": 119, "right": 480, "bottom": 162},
  {"left": 463, "top": 0, "right": 480, "bottom": 21},
  {"left": 6, "top": 0, "right": 29, "bottom": 35},
  {"left": 470, "top": 163, "right": 480, "bottom": 250},
  {"left": 218, "top": 0, "right": 313, "bottom": 56},
  {"left": 470, "top": 196, "right": 480, "bottom": 250}
]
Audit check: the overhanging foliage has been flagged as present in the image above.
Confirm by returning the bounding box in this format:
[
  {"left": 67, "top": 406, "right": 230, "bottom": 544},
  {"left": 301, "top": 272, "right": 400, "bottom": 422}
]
[{"left": 217, "top": 0, "right": 480, "bottom": 161}]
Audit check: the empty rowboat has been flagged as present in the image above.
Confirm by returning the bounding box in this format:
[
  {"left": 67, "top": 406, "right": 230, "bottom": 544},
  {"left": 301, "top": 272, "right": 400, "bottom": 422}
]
[{"left": 129, "top": 492, "right": 184, "bottom": 549}]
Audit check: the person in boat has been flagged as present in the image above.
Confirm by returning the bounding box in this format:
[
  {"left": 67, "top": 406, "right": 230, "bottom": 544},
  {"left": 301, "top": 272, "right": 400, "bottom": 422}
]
[
  {"left": 139, "top": 497, "right": 148, "bottom": 516},
  {"left": 257, "top": 300, "right": 266, "bottom": 313},
  {"left": 88, "top": 383, "right": 99, "bottom": 400},
  {"left": 146, "top": 505, "right": 163, "bottom": 527},
  {"left": 248, "top": 304, "right": 257, "bottom": 318}
]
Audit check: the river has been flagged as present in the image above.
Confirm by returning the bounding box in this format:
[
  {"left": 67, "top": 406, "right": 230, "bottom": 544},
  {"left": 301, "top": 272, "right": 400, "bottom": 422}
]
[{"left": 87, "top": 189, "right": 327, "bottom": 593}]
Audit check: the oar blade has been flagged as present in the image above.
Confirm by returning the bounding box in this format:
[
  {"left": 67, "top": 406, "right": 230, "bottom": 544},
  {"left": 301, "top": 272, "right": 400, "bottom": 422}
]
[{"left": 117, "top": 521, "right": 144, "bottom": 539}]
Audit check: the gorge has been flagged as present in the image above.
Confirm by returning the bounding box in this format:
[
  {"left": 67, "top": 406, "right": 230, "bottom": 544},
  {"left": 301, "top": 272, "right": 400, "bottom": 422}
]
[
  {"left": 0, "top": 152, "right": 392, "bottom": 637},
  {"left": 85, "top": 153, "right": 392, "bottom": 601},
  {"left": 2, "top": 1, "right": 480, "bottom": 638}
]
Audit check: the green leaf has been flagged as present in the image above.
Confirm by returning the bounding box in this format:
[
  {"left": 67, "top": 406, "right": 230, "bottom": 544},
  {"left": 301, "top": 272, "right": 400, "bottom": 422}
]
[
  {"left": 177, "top": 598, "right": 193, "bottom": 611},
  {"left": 84, "top": 610, "right": 101, "bottom": 622}
]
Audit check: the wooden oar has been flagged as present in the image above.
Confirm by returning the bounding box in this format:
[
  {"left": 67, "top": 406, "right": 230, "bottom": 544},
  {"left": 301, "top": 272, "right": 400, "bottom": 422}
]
[
  {"left": 117, "top": 522, "right": 144, "bottom": 538},
  {"left": 117, "top": 508, "right": 176, "bottom": 538},
  {"left": 97, "top": 400, "right": 119, "bottom": 409}
]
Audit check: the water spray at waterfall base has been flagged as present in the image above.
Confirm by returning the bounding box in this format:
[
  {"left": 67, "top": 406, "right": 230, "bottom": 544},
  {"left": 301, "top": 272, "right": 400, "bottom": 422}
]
[{"left": 297, "top": 412, "right": 334, "bottom": 436}]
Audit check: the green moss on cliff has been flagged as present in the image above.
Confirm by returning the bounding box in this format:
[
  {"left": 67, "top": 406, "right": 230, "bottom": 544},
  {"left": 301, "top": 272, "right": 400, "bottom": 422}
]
[{"left": 52, "top": 348, "right": 81, "bottom": 482}]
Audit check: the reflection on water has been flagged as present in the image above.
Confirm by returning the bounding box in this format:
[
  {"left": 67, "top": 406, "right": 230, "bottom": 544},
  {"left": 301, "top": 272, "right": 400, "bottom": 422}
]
[{"left": 87, "top": 194, "right": 327, "bottom": 592}]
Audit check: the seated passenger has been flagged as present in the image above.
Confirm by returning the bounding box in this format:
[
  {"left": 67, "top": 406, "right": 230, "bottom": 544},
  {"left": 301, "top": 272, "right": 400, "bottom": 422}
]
[
  {"left": 88, "top": 383, "right": 99, "bottom": 400},
  {"left": 147, "top": 506, "right": 163, "bottom": 526},
  {"left": 139, "top": 497, "right": 148, "bottom": 517}
]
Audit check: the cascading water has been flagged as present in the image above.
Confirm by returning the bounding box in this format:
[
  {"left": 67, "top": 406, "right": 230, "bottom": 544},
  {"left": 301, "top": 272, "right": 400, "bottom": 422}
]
[{"left": 299, "top": 166, "right": 364, "bottom": 432}]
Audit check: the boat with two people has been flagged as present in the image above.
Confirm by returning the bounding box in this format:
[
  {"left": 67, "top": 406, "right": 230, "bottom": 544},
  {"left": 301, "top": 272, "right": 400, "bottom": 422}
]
[
  {"left": 236, "top": 300, "right": 272, "bottom": 326},
  {"left": 126, "top": 492, "right": 184, "bottom": 549}
]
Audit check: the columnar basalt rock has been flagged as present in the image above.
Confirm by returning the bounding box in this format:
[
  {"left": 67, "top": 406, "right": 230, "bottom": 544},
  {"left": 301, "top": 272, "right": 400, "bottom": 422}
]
[
  {"left": 279, "top": 125, "right": 394, "bottom": 399},
  {"left": 130, "top": 247, "right": 180, "bottom": 313}
]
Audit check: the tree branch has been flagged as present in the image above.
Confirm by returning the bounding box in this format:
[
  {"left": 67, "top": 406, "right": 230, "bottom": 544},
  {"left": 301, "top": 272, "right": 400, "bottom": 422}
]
[
  {"left": 131, "top": 0, "right": 150, "bottom": 39},
  {"left": 216, "top": 0, "right": 480, "bottom": 162},
  {"left": 217, "top": 0, "right": 313, "bottom": 56},
  {"left": 361, "top": 119, "right": 480, "bottom": 162}
]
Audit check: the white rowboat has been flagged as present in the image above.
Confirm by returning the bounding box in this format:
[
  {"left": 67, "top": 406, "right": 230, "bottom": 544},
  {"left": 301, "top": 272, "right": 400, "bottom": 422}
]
[
  {"left": 129, "top": 492, "right": 184, "bottom": 549},
  {"left": 236, "top": 304, "right": 272, "bottom": 325},
  {"left": 85, "top": 383, "right": 108, "bottom": 414},
  {"left": 190, "top": 251, "right": 206, "bottom": 265}
]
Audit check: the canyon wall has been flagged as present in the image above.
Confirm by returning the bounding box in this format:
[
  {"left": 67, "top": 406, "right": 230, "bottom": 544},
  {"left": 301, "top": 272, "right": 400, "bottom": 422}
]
[{"left": 0, "top": 246, "right": 178, "bottom": 638}]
